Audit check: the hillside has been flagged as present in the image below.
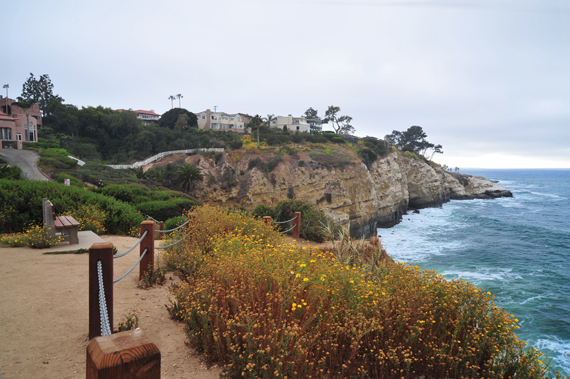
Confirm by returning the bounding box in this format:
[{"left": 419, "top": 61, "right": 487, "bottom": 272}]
[{"left": 144, "top": 145, "right": 512, "bottom": 238}]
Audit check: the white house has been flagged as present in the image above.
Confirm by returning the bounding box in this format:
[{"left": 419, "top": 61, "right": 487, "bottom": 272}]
[{"left": 270, "top": 115, "right": 310, "bottom": 133}]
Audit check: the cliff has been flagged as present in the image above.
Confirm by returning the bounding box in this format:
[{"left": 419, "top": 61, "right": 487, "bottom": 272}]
[{"left": 147, "top": 146, "right": 512, "bottom": 238}]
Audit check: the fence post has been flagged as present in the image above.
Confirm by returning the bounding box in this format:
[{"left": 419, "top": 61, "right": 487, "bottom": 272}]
[
  {"left": 86, "top": 328, "right": 161, "bottom": 379},
  {"left": 262, "top": 216, "right": 272, "bottom": 225},
  {"left": 158, "top": 221, "right": 164, "bottom": 241},
  {"left": 89, "top": 242, "right": 114, "bottom": 340},
  {"left": 292, "top": 212, "right": 301, "bottom": 239},
  {"left": 140, "top": 221, "right": 155, "bottom": 280}
]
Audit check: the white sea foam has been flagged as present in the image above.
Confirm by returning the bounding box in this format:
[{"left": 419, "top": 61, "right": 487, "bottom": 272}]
[
  {"left": 520, "top": 295, "right": 546, "bottom": 305},
  {"left": 440, "top": 267, "right": 523, "bottom": 285},
  {"left": 534, "top": 336, "right": 570, "bottom": 375},
  {"left": 529, "top": 191, "right": 566, "bottom": 200}
]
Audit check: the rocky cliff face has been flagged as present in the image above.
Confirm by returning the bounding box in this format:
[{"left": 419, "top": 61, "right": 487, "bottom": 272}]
[{"left": 149, "top": 148, "right": 511, "bottom": 238}]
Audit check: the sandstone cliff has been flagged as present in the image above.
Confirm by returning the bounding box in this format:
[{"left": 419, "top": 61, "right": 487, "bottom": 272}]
[{"left": 148, "top": 147, "right": 512, "bottom": 238}]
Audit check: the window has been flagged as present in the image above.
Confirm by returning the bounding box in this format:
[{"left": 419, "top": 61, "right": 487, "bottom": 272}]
[
  {"left": 0, "top": 128, "right": 12, "bottom": 140},
  {"left": 222, "top": 117, "right": 228, "bottom": 121},
  {"left": 202, "top": 114, "right": 205, "bottom": 119},
  {"left": 237, "top": 117, "right": 241, "bottom": 121},
  {"left": 16, "top": 133, "right": 22, "bottom": 141}
]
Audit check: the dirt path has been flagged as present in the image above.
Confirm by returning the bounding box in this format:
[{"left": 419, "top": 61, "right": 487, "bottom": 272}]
[{"left": 0, "top": 235, "right": 222, "bottom": 379}]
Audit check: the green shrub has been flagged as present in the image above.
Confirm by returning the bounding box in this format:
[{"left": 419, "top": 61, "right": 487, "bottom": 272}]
[
  {"left": 56, "top": 173, "right": 84, "bottom": 187},
  {"left": 0, "top": 180, "right": 144, "bottom": 234},
  {"left": 251, "top": 204, "right": 276, "bottom": 220},
  {"left": 164, "top": 216, "right": 186, "bottom": 231},
  {"left": 26, "top": 224, "right": 62, "bottom": 248},
  {"left": 0, "top": 164, "right": 23, "bottom": 180},
  {"left": 151, "top": 191, "right": 172, "bottom": 201},
  {"left": 136, "top": 198, "right": 199, "bottom": 221},
  {"left": 274, "top": 199, "right": 329, "bottom": 242},
  {"left": 0, "top": 233, "right": 28, "bottom": 247},
  {"left": 91, "top": 184, "right": 149, "bottom": 203},
  {"left": 358, "top": 148, "right": 378, "bottom": 169}
]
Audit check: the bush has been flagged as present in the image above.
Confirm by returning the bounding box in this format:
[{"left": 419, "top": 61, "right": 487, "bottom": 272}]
[
  {"left": 251, "top": 204, "right": 276, "bottom": 220},
  {"left": 358, "top": 148, "right": 378, "bottom": 169},
  {"left": 26, "top": 224, "right": 62, "bottom": 248},
  {"left": 0, "top": 164, "right": 23, "bottom": 180},
  {"left": 164, "top": 216, "right": 186, "bottom": 231},
  {"left": 0, "top": 233, "right": 28, "bottom": 247},
  {"left": 136, "top": 198, "right": 199, "bottom": 221},
  {"left": 274, "top": 199, "right": 329, "bottom": 242},
  {"left": 164, "top": 206, "right": 547, "bottom": 379},
  {"left": 0, "top": 180, "right": 144, "bottom": 234},
  {"left": 91, "top": 184, "right": 149, "bottom": 204},
  {"left": 65, "top": 204, "right": 107, "bottom": 235},
  {"left": 56, "top": 173, "right": 84, "bottom": 187}
]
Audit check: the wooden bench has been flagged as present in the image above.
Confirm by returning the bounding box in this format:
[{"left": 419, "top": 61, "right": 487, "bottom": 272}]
[{"left": 42, "top": 198, "right": 80, "bottom": 244}]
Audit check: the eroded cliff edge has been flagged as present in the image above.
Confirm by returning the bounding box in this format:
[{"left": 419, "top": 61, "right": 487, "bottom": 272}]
[{"left": 149, "top": 148, "right": 512, "bottom": 238}]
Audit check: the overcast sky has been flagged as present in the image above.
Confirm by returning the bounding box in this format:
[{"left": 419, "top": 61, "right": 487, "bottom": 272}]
[{"left": 2, "top": 0, "right": 569, "bottom": 168}]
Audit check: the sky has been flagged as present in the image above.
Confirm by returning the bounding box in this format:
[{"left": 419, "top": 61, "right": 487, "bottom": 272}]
[{"left": 2, "top": 0, "right": 569, "bottom": 168}]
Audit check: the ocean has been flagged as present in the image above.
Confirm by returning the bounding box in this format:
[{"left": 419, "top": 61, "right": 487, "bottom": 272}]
[{"left": 379, "top": 169, "right": 570, "bottom": 376}]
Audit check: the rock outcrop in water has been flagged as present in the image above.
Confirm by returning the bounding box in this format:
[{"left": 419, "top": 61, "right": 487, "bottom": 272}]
[{"left": 148, "top": 147, "right": 512, "bottom": 238}]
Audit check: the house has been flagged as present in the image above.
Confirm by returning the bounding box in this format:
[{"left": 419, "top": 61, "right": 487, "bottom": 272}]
[
  {"left": 134, "top": 110, "right": 160, "bottom": 125},
  {"left": 196, "top": 109, "right": 248, "bottom": 133},
  {"left": 0, "top": 96, "right": 40, "bottom": 149},
  {"left": 270, "top": 115, "right": 310, "bottom": 133}
]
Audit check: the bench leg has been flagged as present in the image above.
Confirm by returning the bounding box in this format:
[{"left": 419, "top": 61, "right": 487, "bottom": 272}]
[{"left": 69, "top": 226, "right": 79, "bottom": 244}]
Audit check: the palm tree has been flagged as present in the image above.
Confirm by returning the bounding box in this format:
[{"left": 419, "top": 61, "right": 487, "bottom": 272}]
[
  {"left": 176, "top": 94, "right": 183, "bottom": 108},
  {"left": 172, "top": 163, "right": 204, "bottom": 193},
  {"left": 168, "top": 95, "right": 175, "bottom": 109},
  {"left": 263, "top": 114, "right": 275, "bottom": 129}
]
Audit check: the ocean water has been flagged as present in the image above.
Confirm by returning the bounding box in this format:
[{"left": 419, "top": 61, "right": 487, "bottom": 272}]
[{"left": 379, "top": 169, "right": 570, "bottom": 375}]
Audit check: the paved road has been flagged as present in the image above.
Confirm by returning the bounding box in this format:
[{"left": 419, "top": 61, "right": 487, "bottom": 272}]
[{"left": 0, "top": 148, "right": 48, "bottom": 181}]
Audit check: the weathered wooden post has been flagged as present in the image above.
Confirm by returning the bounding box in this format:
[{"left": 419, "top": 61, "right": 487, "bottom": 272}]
[
  {"left": 292, "top": 212, "right": 301, "bottom": 239},
  {"left": 262, "top": 216, "right": 272, "bottom": 225},
  {"left": 140, "top": 221, "right": 155, "bottom": 280},
  {"left": 89, "top": 242, "right": 114, "bottom": 340},
  {"left": 86, "top": 328, "right": 161, "bottom": 379},
  {"left": 158, "top": 221, "right": 164, "bottom": 240}
]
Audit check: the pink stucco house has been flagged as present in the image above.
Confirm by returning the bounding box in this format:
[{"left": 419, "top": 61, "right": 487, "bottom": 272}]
[{"left": 0, "top": 96, "right": 41, "bottom": 149}]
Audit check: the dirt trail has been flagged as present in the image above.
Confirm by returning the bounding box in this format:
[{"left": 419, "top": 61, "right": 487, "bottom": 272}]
[{"left": 0, "top": 235, "right": 222, "bottom": 379}]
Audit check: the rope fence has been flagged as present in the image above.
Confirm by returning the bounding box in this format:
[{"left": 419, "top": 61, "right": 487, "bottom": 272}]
[{"left": 262, "top": 212, "right": 301, "bottom": 239}]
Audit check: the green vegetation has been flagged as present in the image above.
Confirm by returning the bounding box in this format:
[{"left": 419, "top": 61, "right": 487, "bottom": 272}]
[
  {"left": 160, "top": 205, "right": 551, "bottom": 378},
  {"left": 387, "top": 125, "right": 443, "bottom": 160},
  {"left": 0, "top": 180, "right": 144, "bottom": 234}
]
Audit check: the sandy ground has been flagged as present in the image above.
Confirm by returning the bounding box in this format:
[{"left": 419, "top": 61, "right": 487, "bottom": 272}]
[{"left": 0, "top": 235, "right": 223, "bottom": 379}]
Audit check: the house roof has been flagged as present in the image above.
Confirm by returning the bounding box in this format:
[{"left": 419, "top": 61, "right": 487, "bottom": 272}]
[
  {"left": 0, "top": 111, "right": 16, "bottom": 121},
  {"left": 134, "top": 110, "right": 160, "bottom": 116}
]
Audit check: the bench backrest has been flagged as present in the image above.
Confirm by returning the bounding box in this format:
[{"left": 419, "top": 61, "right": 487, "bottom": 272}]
[{"left": 42, "top": 198, "right": 57, "bottom": 237}]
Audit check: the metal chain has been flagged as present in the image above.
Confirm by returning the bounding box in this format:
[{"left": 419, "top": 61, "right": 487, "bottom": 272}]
[
  {"left": 114, "top": 230, "right": 148, "bottom": 259},
  {"left": 273, "top": 215, "right": 298, "bottom": 224},
  {"left": 156, "top": 219, "right": 191, "bottom": 233},
  {"left": 155, "top": 231, "right": 192, "bottom": 249},
  {"left": 280, "top": 224, "right": 297, "bottom": 234},
  {"left": 113, "top": 248, "right": 147, "bottom": 284},
  {"left": 97, "top": 260, "right": 112, "bottom": 336}
]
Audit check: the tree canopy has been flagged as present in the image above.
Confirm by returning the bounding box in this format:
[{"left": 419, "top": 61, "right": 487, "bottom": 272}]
[
  {"left": 159, "top": 108, "right": 197, "bottom": 129},
  {"left": 303, "top": 107, "right": 322, "bottom": 131},
  {"left": 323, "top": 106, "right": 355, "bottom": 135},
  {"left": 20, "top": 73, "right": 63, "bottom": 117},
  {"left": 386, "top": 126, "right": 443, "bottom": 160}
]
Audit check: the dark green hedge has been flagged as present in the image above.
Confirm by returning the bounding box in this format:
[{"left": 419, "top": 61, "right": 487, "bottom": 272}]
[
  {"left": 135, "top": 198, "right": 199, "bottom": 221},
  {"left": 0, "top": 180, "right": 144, "bottom": 234}
]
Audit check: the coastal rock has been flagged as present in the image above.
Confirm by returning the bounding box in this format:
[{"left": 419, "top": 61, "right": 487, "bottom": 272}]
[{"left": 157, "top": 149, "right": 512, "bottom": 238}]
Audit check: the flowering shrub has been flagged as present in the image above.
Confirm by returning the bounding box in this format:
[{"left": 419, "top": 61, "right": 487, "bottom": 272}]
[
  {"left": 65, "top": 204, "right": 107, "bottom": 235},
  {"left": 164, "top": 205, "right": 553, "bottom": 378},
  {"left": 0, "top": 233, "right": 28, "bottom": 247},
  {"left": 25, "top": 224, "right": 62, "bottom": 248}
]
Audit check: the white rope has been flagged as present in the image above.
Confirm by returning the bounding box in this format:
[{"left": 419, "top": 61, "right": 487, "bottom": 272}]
[
  {"left": 156, "top": 219, "right": 191, "bottom": 233},
  {"left": 114, "top": 230, "right": 148, "bottom": 259},
  {"left": 97, "top": 260, "right": 112, "bottom": 336},
  {"left": 113, "top": 248, "right": 147, "bottom": 283},
  {"left": 273, "top": 214, "right": 298, "bottom": 224},
  {"left": 280, "top": 224, "right": 297, "bottom": 234},
  {"left": 155, "top": 231, "right": 192, "bottom": 249}
]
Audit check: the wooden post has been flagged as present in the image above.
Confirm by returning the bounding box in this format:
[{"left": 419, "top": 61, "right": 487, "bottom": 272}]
[
  {"left": 86, "top": 328, "right": 161, "bottom": 379},
  {"left": 292, "top": 212, "right": 301, "bottom": 239},
  {"left": 140, "top": 221, "right": 155, "bottom": 280},
  {"left": 89, "top": 242, "right": 114, "bottom": 340},
  {"left": 262, "top": 216, "right": 272, "bottom": 226},
  {"left": 158, "top": 221, "right": 164, "bottom": 241}
]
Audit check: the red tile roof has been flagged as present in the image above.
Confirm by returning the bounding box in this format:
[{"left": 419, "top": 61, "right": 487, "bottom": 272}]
[
  {"left": 134, "top": 110, "right": 160, "bottom": 116},
  {"left": 0, "top": 111, "right": 16, "bottom": 121}
]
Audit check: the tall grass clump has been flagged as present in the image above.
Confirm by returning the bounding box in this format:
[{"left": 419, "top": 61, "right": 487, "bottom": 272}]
[{"left": 163, "top": 206, "right": 553, "bottom": 378}]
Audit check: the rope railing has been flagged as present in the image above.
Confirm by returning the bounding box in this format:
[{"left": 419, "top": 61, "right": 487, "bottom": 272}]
[
  {"left": 113, "top": 248, "right": 148, "bottom": 284},
  {"left": 97, "top": 260, "right": 112, "bottom": 336},
  {"left": 156, "top": 219, "right": 191, "bottom": 233},
  {"left": 263, "top": 212, "right": 301, "bottom": 239},
  {"left": 113, "top": 230, "right": 148, "bottom": 258},
  {"left": 280, "top": 224, "right": 296, "bottom": 234},
  {"left": 272, "top": 214, "right": 298, "bottom": 224},
  {"left": 155, "top": 230, "right": 192, "bottom": 249}
]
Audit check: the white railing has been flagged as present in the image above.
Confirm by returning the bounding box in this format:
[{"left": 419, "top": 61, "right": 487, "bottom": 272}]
[{"left": 107, "top": 148, "right": 224, "bottom": 169}]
